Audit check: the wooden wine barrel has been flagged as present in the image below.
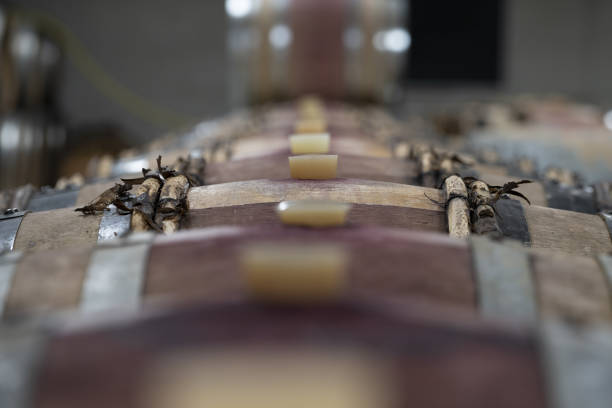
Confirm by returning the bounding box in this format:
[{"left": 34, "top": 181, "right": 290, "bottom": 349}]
[
  {"left": 1, "top": 178, "right": 610, "bottom": 256},
  {"left": 70, "top": 94, "right": 610, "bottom": 215},
  {"left": 431, "top": 99, "right": 612, "bottom": 214},
  {"left": 0, "top": 112, "right": 555, "bottom": 221},
  {"left": 10, "top": 139, "right": 608, "bottom": 216},
  {"left": 2, "top": 241, "right": 612, "bottom": 408},
  {"left": 92, "top": 105, "right": 610, "bottom": 214},
  {"left": 460, "top": 119, "right": 612, "bottom": 182},
  {"left": 11, "top": 146, "right": 604, "bottom": 222},
  {"left": 0, "top": 297, "right": 552, "bottom": 408},
  {"left": 101, "top": 101, "right": 373, "bottom": 165},
  {"left": 186, "top": 180, "right": 612, "bottom": 255},
  {"left": 206, "top": 152, "right": 551, "bottom": 207},
  {"left": 212, "top": 129, "right": 612, "bottom": 215},
  {"left": 1, "top": 226, "right": 611, "bottom": 326},
  {"left": 91, "top": 131, "right": 605, "bottom": 214},
  {"left": 2, "top": 98, "right": 610, "bottom": 254}
]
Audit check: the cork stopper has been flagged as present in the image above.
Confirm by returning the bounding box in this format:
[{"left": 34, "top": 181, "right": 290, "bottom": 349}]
[
  {"left": 297, "top": 96, "right": 325, "bottom": 119},
  {"left": 289, "top": 154, "right": 338, "bottom": 180},
  {"left": 294, "top": 118, "right": 327, "bottom": 133},
  {"left": 392, "top": 141, "right": 410, "bottom": 159},
  {"left": 276, "top": 200, "right": 351, "bottom": 227},
  {"left": 241, "top": 243, "right": 347, "bottom": 303},
  {"left": 289, "top": 133, "right": 330, "bottom": 154},
  {"left": 141, "top": 347, "right": 392, "bottom": 408}
]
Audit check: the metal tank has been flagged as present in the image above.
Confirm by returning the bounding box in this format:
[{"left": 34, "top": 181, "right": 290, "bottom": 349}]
[{"left": 226, "top": 0, "right": 410, "bottom": 104}]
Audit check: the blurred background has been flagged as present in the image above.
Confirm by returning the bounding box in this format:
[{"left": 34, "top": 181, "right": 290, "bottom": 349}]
[{"left": 2, "top": 0, "right": 612, "bottom": 188}]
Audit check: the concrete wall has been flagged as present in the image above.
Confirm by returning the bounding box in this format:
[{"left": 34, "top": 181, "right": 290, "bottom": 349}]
[
  {"left": 14, "top": 0, "right": 612, "bottom": 142},
  {"left": 505, "top": 0, "right": 612, "bottom": 108},
  {"left": 17, "top": 0, "right": 229, "bottom": 142}
]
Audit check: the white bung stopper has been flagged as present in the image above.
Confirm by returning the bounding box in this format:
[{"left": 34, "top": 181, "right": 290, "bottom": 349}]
[
  {"left": 289, "top": 133, "right": 330, "bottom": 154},
  {"left": 277, "top": 200, "right": 351, "bottom": 227},
  {"left": 289, "top": 154, "right": 338, "bottom": 180},
  {"left": 241, "top": 243, "right": 348, "bottom": 303}
]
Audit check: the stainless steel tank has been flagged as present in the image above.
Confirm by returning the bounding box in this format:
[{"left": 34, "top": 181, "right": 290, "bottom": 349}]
[
  {"left": 0, "top": 7, "right": 65, "bottom": 189},
  {"left": 227, "top": 0, "right": 409, "bottom": 104}
]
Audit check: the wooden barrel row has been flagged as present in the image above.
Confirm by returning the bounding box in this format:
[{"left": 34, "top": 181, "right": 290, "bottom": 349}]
[
  {"left": 235, "top": 106, "right": 612, "bottom": 214},
  {"left": 1, "top": 101, "right": 611, "bottom": 256},
  {"left": 0, "top": 178, "right": 609, "bottom": 257},
  {"left": 0, "top": 175, "right": 612, "bottom": 254},
  {"left": 1, "top": 98, "right": 612, "bottom": 407},
  {"left": 1, "top": 227, "right": 612, "bottom": 407},
  {"left": 4, "top": 143, "right": 611, "bottom": 216},
  {"left": 8, "top": 294, "right": 611, "bottom": 408},
  {"left": 414, "top": 97, "right": 612, "bottom": 213},
  {"left": 3, "top": 99, "right": 603, "bottom": 216},
  {"left": 0, "top": 226, "right": 610, "bottom": 325},
  {"left": 84, "top": 100, "right": 612, "bottom": 215}
]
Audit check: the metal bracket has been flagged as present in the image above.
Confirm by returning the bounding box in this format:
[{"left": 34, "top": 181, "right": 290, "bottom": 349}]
[
  {"left": 471, "top": 236, "right": 537, "bottom": 326},
  {"left": 0, "top": 252, "right": 23, "bottom": 317},
  {"left": 541, "top": 321, "right": 612, "bottom": 408},
  {"left": 494, "top": 198, "right": 531, "bottom": 246},
  {"left": 97, "top": 205, "right": 132, "bottom": 242},
  {"left": 81, "top": 232, "right": 154, "bottom": 313},
  {"left": 0, "top": 211, "right": 29, "bottom": 253},
  {"left": 0, "top": 327, "right": 48, "bottom": 408},
  {"left": 600, "top": 211, "right": 612, "bottom": 243},
  {"left": 598, "top": 254, "right": 612, "bottom": 297},
  {"left": 26, "top": 188, "right": 80, "bottom": 212}
]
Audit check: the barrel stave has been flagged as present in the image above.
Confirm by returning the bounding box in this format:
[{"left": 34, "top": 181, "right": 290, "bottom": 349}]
[
  {"left": 205, "top": 153, "right": 413, "bottom": 184},
  {"left": 531, "top": 250, "right": 612, "bottom": 324},
  {"left": 13, "top": 208, "right": 101, "bottom": 252},
  {"left": 522, "top": 204, "right": 612, "bottom": 256},
  {"left": 187, "top": 179, "right": 443, "bottom": 211},
  {"left": 33, "top": 299, "right": 545, "bottom": 408},
  {"left": 74, "top": 181, "right": 117, "bottom": 208},
  {"left": 3, "top": 177, "right": 611, "bottom": 258},
  {"left": 2, "top": 226, "right": 612, "bottom": 326},
  {"left": 229, "top": 132, "right": 392, "bottom": 160},
  {"left": 145, "top": 226, "right": 475, "bottom": 310},
  {"left": 4, "top": 247, "right": 91, "bottom": 319},
  {"left": 184, "top": 203, "right": 446, "bottom": 232}
]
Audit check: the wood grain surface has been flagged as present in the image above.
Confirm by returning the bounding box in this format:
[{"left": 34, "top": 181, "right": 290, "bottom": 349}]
[
  {"left": 34, "top": 299, "right": 545, "bottom": 408},
  {"left": 523, "top": 204, "right": 612, "bottom": 256},
  {"left": 531, "top": 249, "right": 612, "bottom": 324},
  {"left": 230, "top": 132, "right": 391, "bottom": 160},
  {"left": 2, "top": 225, "right": 612, "bottom": 326},
  {"left": 13, "top": 208, "right": 101, "bottom": 252},
  {"left": 145, "top": 226, "right": 475, "bottom": 310},
  {"left": 188, "top": 178, "right": 444, "bottom": 211},
  {"left": 184, "top": 203, "right": 446, "bottom": 232},
  {"left": 75, "top": 181, "right": 117, "bottom": 207},
  {"left": 5, "top": 246, "right": 92, "bottom": 318},
  {"left": 8, "top": 178, "right": 610, "bottom": 257},
  {"left": 206, "top": 153, "right": 413, "bottom": 184}
]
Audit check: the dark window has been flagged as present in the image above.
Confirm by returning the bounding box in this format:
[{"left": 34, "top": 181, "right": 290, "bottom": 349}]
[{"left": 407, "top": 0, "right": 503, "bottom": 82}]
